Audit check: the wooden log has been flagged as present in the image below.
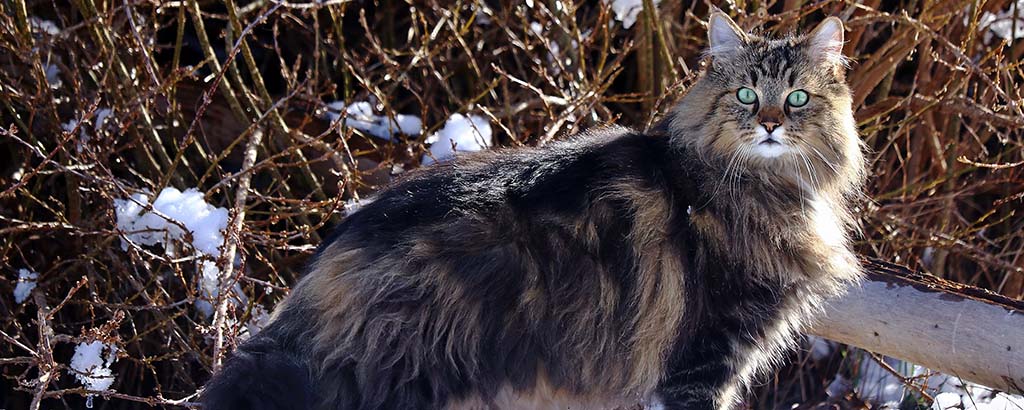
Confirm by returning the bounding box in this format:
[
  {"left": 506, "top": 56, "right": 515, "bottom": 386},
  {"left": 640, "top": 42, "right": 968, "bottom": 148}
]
[{"left": 809, "top": 260, "right": 1024, "bottom": 395}]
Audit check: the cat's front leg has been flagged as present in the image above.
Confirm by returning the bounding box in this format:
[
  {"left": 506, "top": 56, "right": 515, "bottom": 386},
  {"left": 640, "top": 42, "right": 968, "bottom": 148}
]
[{"left": 656, "top": 331, "right": 737, "bottom": 410}]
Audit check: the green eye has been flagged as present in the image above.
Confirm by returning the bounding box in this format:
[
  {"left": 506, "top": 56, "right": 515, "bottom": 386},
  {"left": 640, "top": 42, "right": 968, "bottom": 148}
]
[
  {"left": 787, "top": 90, "right": 809, "bottom": 107},
  {"left": 736, "top": 87, "right": 758, "bottom": 104}
]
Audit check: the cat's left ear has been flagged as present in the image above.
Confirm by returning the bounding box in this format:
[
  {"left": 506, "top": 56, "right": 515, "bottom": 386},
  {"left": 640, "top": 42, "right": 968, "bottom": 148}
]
[
  {"left": 707, "top": 12, "right": 747, "bottom": 58},
  {"left": 806, "top": 17, "right": 847, "bottom": 66}
]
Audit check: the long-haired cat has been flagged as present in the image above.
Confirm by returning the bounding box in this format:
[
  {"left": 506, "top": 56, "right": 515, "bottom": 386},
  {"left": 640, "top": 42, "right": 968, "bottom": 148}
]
[{"left": 202, "top": 12, "right": 865, "bottom": 410}]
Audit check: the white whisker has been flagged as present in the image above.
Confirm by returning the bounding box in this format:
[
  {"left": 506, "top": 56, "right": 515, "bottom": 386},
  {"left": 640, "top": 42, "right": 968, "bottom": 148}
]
[
  {"left": 701, "top": 144, "right": 746, "bottom": 209},
  {"left": 807, "top": 145, "right": 841, "bottom": 175}
]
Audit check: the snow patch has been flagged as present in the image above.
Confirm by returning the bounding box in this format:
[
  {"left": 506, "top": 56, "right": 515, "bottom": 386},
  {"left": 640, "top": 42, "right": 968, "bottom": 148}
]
[
  {"left": 29, "top": 17, "right": 60, "bottom": 35},
  {"left": 606, "top": 0, "right": 661, "bottom": 29},
  {"left": 932, "top": 390, "right": 1024, "bottom": 410},
  {"left": 13, "top": 268, "right": 38, "bottom": 304},
  {"left": 69, "top": 341, "right": 118, "bottom": 392},
  {"left": 854, "top": 356, "right": 910, "bottom": 408},
  {"left": 850, "top": 354, "right": 1024, "bottom": 409},
  {"left": 95, "top": 108, "right": 113, "bottom": 131},
  {"left": 979, "top": 1, "right": 1024, "bottom": 42},
  {"left": 344, "top": 197, "right": 374, "bottom": 214},
  {"left": 806, "top": 335, "right": 834, "bottom": 360},
  {"left": 475, "top": 4, "right": 493, "bottom": 25},
  {"left": 247, "top": 306, "right": 271, "bottom": 334},
  {"left": 422, "top": 113, "right": 493, "bottom": 165},
  {"left": 324, "top": 101, "right": 421, "bottom": 141},
  {"left": 115, "top": 187, "right": 231, "bottom": 316},
  {"left": 529, "top": 22, "right": 563, "bottom": 73},
  {"left": 115, "top": 188, "right": 229, "bottom": 257},
  {"left": 65, "top": 108, "right": 113, "bottom": 152},
  {"left": 44, "top": 63, "right": 61, "bottom": 88}
]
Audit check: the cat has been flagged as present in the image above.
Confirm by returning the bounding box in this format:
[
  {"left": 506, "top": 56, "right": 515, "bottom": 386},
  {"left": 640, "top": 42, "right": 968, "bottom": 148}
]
[{"left": 201, "top": 12, "right": 866, "bottom": 410}]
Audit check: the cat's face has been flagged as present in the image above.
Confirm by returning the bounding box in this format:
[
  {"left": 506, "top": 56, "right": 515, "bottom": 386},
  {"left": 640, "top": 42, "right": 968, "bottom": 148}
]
[{"left": 671, "top": 13, "right": 863, "bottom": 192}]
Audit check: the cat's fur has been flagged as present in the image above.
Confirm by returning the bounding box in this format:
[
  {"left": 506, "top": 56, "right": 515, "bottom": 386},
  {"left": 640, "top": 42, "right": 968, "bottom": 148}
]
[{"left": 202, "top": 13, "right": 865, "bottom": 410}]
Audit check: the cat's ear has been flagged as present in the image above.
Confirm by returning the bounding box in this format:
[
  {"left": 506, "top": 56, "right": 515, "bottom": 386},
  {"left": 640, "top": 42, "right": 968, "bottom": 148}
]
[
  {"left": 707, "top": 12, "right": 747, "bottom": 58},
  {"left": 806, "top": 17, "right": 847, "bottom": 66}
]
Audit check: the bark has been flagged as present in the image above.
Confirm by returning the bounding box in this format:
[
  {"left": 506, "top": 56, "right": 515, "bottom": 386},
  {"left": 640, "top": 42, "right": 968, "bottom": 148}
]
[{"left": 810, "top": 260, "right": 1024, "bottom": 395}]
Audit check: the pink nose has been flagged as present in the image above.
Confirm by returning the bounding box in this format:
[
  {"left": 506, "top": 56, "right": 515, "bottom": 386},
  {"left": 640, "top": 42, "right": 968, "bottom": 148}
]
[{"left": 761, "top": 121, "right": 780, "bottom": 133}]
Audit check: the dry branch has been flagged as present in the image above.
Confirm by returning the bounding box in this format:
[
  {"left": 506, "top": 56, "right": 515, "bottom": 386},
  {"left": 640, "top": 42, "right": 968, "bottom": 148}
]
[{"left": 811, "top": 260, "right": 1024, "bottom": 395}]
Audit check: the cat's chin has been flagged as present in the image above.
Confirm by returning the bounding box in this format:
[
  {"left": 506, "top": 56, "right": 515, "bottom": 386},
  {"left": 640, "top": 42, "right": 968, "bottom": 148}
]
[
  {"left": 751, "top": 126, "right": 792, "bottom": 158},
  {"left": 751, "top": 139, "right": 791, "bottom": 158}
]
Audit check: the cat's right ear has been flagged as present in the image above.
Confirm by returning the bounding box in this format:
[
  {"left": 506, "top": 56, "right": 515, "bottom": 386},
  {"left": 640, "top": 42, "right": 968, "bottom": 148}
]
[{"left": 707, "top": 12, "right": 747, "bottom": 58}]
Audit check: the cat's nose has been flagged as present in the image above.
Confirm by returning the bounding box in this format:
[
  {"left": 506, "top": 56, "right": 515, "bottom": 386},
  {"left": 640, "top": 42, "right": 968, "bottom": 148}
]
[
  {"left": 758, "top": 106, "right": 784, "bottom": 134},
  {"left": 760, "top": 121, "right": 780, "bottom": 133}
]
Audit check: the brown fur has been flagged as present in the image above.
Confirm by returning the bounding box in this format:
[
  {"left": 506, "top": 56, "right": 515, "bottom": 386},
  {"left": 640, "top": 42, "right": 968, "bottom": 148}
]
[{"left": 203, "top": 13, "right": 867, "bottom": 410}]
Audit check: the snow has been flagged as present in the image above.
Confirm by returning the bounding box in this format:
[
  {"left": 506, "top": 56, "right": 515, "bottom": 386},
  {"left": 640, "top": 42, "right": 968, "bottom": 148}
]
[
  {"left": 853, "top": 355, "right": 910, "bottom": 407},
  {"left": 606, "top": 0, "right": 661, "bottom": 29},
  {"left": 13, "top": 268, "right": 38, "bottom": 304},
  {"left": 529, "top": 21, "right": 568, "bottom": 73},
  {"left": 69, "top": 341, "right": 118, "bottom": 391},
  {"left": 246, "top": 306, "right": 271, "bottom": 336},
  {"left": 114, "top": 187, "right": 231, "bottom": 316},
  {"left": 475, "top": 4, "right": 492, "bottom": 25},
  {"left": 932, "top": 391, "right": 1024, "bottom": 410},
  {"left": 65, "top": 108, "right": 113, "bottom": 152},
  {"left": 115, "top": 187, "right": 229, "bottom": 257},
  {"left": 95, "top": 108, "right": 113, "bottom": 131},
  {"left": 806, "top": 335, "right": 835, "bottom": 360},
  {"left": 44, "top": 63, "right": 61, "bottom": 88},
  {"left": 849, "top": 354, "right": 1024, "bottom": 409},
  {"left": 344, "top": 197, "right": 373, "bottom": 214},
  {"left": 324, "top": 101, "right": 421, "bottom": 141},
  {"left": 422, "top": 113, "right": 493, "bottom": 165},
  {"left": 979, "top": 1, "right": 1024, "bottom": 42},
  {"left": 826, "top": 374, "right": 853, "bottom": 399},
  {"left": 29, "top": 17, "right": 60, "bottom": 35}
]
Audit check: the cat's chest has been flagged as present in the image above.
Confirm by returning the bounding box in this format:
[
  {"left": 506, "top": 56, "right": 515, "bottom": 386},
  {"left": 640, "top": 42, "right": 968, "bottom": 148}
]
[
  {"left": 688, "top": 193, "right": 851, "bottom": 284},
  {"left": 805, "top": 196, "right": 846, "bottom": 250}
]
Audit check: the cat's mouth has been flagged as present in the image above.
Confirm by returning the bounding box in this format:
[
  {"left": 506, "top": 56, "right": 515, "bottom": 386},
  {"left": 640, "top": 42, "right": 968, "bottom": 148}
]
[{"left": 753, "top": 136, "right": 789, "bottom": 158}]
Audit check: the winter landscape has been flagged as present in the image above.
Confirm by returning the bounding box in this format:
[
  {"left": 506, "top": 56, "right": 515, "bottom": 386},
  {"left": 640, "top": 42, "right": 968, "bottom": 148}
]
[{"left": 2, "top": 1, "right": 1023, "bottom": 409}]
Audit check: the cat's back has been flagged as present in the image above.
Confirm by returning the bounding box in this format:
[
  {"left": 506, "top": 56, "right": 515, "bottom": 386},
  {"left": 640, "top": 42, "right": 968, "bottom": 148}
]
[
  {"left": 324, "top": 125, "right": 685, "bottom": 251},
  {"left": 255, "top": 125, "right": 695, "bottom": 409}
]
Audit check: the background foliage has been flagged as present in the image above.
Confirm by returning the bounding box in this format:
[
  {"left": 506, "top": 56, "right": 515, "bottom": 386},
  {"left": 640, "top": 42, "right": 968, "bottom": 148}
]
[{"left": 1, "top": 0, "right": 1022, "bottom": 408}]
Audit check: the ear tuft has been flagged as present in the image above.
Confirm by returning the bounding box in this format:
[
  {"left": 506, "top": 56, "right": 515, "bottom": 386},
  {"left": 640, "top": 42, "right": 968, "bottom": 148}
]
[
  {"left": 808, "top": 17, "right": 847, "bottom": 66},
  {"left": 707, "top": 13, "right": 747, "bottom": 58}
]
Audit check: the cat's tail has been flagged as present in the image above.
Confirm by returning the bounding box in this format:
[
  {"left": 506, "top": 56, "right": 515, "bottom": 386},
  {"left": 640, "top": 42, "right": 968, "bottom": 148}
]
[{"left": 201, "top": 335, "right": 316, "bottom": 410}]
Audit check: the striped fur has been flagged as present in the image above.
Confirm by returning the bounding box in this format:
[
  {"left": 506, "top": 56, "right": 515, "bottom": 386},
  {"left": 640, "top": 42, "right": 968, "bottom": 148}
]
[{"left": 202, "top": 13, "right": 866, "bottom": 410}]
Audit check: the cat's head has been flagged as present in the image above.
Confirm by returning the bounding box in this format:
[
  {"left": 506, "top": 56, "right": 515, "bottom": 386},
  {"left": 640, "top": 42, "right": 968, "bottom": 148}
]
[{"left": 668, "top": 13, "right": 865, "bottom": 194}]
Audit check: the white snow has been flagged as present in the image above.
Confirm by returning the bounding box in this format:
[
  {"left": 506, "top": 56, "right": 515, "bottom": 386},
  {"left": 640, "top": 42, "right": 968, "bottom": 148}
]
[
  {"left": 69, "top": 341, "right": 118, "bottom": 391},
  {"left": 94, "top": 108, "right": 113, "bottom": 131},
  {"left": 529, "top": 21, "right": 569, "bottom": 73},
  {"left": 853, "top": 355, "right": 910, "bottom": 408},
  {"left": 848, "top": 353, "right": 1024, "bottom": 409},
  {"left": 475, "top": 4, "right": 493, "bottom": 25},
  {"left": 65, "top": 108, "right": 113, "bottom": 152},
  {"left": 245, "top": 306, "right": 271, "bottom": 337},
  {"left": 932, "top": 390, "right": 1024, "bottom": 410},
  {"left": 115, "top": 187, "right": 229, "bottom": 257},
  {"left": 422, "top": 113, "right": 493, "bottom": 165},
  {"left": 606, "top": 0, "right": 661, "bottom": 29},
  {"left": 13, "top": 268, "right": 38, "bottom": 304},
  {"left": 114, "top": 187, "right": 231, "bottom": 316},
  {"left": 826, "top": 374, "right": 853, "bottom": 398},
  {"left": 979, "top": 1, "right": 1024, "bottom": 42},
  {"left": 44, "top": 63, "right": 61, "bottom": 89},
  {"left": 324, "top": 101, "right": 421, "bottom": 141},
  {"left": 29, "top": 17, "right": 60, "bottom": 35},
  {"left": 62, "top": 119, "right": 78, "bottom": 133},
  {"left": 806, "top": 335, "right": 835, "bottom": 360},
  {"left": 344, "top": 197, "right": 374, "bottom": 214}
]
